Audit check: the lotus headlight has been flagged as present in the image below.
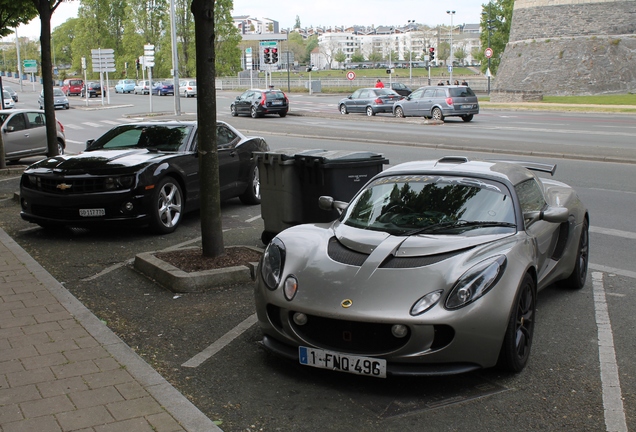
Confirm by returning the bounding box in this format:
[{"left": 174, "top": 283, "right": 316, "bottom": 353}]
[
  {"left": 446, "top": 255, "right": 507, "bottom": 310},
  {"left": 261, "top": 237, "right": 286, "bottom": 290},
  {"left": 410, "top": 290, "right": 443, "bottom": 316}
]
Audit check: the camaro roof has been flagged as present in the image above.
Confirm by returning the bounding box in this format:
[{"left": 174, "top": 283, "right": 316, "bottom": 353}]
[{"left": 382, "top": 156, "right": 555, "bottom": 186}]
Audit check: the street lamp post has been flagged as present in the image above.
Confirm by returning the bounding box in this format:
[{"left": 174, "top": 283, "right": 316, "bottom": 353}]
[
  {"left": 407, "top": 20, "right": 415, "bottom": 83},
  {"left": 446, "top": 10, "right": 455, "bottom": 84},
  {"left": 483, "top": 3, "right": 495, "bottom": 95}
]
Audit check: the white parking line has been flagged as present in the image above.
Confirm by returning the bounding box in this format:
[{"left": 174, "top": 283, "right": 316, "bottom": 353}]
[
  {"left": 82, "top": 122, "right": 103, "bottom": 128},
  {"left": 64, "top": 124, "right": 84, "bottom": 129},
  {"left": 182, "top": 313, "right": 257, "bottom": 368},
  {"left": 590, "top": 226, "right": 636, "bottom": 240},
  {"left": 592, "top": 272, "right": 627, "bottom": 432},
  {"left": 101, "top": 120, "right": 121, "bottom": 125}
]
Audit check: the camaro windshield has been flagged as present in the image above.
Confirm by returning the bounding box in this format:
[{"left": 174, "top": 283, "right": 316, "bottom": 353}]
[
  {"left": 342, "top": 175, "right": 516, "bottom": 235},
  {"left": 86, "top": 125, "right": 193, "bottom": 152}
]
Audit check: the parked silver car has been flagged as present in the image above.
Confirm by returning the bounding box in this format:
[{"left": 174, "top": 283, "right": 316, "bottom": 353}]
[
  {"left": 179, "top": 79, "right": 197, "bottom": 97},
  {"left": 3, "top": 86, "right": 18, "bottom": 102},
  {"left": 38, "top": 88, "right": 69, "bottom": 110},
  {"left": 338, "top": 88, "right": 402, "bottom": 116},
  {"left": 393, "top": 85, "right": 479, "bottom": 122},
  {"left": 1, "top": 109, "right": 66, "bottom": 162}
]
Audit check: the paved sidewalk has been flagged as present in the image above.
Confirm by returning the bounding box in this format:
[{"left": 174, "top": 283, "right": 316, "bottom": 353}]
[{"left": 0, "top": 227, "right": 221, "bottom": 432}]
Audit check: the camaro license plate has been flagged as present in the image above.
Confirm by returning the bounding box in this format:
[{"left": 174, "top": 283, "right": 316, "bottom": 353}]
[
  {"left": 79, "top": 208, "right": 105, "bottom": 217},
  {"left": 299, "top": 346, "right": 387, "bottom": 378}
]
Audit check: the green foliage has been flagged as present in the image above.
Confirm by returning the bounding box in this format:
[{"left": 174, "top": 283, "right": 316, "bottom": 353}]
[
  {"left": 334, "top": 50, "right": 347, "bottom": 65},
  {"left": 304, "top": 36, "right": 318, "bottom": 64},
  {"left": 478, "top": 0, "right": 514, "bottom": 75},
  {"left": 351, "top": 50, "right": 365, "bottom": 63},
  {"left": 63, "top": 0, "right": 240, "bottom": 79},
  {"left": 438, "top": 41, "right": 450, "bottom": 61},
  {"left": 0, "top": 0, "right": 37, "bottom": 38}
]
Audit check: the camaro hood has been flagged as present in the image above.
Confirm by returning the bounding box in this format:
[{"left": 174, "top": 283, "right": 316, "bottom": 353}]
[{"left": 26, "top": 150, "right": 168, "bottom": 174}]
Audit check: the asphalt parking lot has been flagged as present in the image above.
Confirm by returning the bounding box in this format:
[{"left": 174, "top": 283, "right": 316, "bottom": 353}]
[{"left": 2, "top": 166, "right": 626, "bottom": 431}]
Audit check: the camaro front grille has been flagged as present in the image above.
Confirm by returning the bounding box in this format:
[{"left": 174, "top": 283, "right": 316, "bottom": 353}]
[{"left": 26, "top": 177, "right": 115, "bottom": 194}]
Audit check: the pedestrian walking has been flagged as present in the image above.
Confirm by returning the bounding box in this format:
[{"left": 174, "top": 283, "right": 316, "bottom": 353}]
[{"left": 375, "top": 79, "right": 385, "bottom": 88}]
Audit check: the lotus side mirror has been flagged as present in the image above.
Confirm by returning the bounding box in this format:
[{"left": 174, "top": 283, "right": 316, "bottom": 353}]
[{"left": 524, "top": 206, "right": 569, "bottom": 224}]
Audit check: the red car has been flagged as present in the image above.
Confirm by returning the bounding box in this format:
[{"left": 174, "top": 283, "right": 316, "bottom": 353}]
[{"left": 61, "top": 79, "right": 84, "bottom": 96}]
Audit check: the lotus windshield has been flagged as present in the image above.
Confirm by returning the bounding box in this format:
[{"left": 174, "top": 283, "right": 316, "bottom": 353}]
[
  {"left": 86, "top": 124, "right": 193, "bottom": 152},
  {"left": 342, "top": 175, "right": 516, "bottom": 236}
]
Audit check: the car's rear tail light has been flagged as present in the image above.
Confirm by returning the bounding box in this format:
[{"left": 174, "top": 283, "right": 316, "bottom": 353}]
[
  {"left": 260, "top": 97, "right": 266, "bottom": 106},
  {"left": 57, "top": 120, "right": 64, "bottom": 133},
  {"left": 375, "top": 98, "right": 383, "bottom": 104},
  {"left": 446, "top": 97, "right": 454, "bottom": 105}
]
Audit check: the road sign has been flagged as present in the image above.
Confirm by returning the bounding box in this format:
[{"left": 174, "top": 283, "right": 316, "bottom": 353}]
[
  {"left": 448, "top": 65, "right": 453, "bottom": 73},
  {"left": 144, "top": 44, "right": 155, "bottom": 68},
  {"left": 346, "top": 71, "right": 356, "bottom": 80},
  {"left": 485, "top": 47, "right": 493, "bottom": 58},
  {"left": 259, "top": 41, "right": 277, "bottom": 47},
  {"left": 91, "top": 48, "right": 116, "bottom": 73},
  {"left": 23, "top": 59, "right": 37, "bottom": 73}
]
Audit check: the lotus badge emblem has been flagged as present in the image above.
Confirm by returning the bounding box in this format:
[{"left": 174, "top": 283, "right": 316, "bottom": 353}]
[
  {"left": 56, "top": 183, "right": 72, "bottom": 190},
  {"left": 341, "top": 299, "right": 352, "bottom": 308}
]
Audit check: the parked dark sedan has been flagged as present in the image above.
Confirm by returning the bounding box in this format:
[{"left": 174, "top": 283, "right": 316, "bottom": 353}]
[
  {"left": 338, "top": 88, "right": 402, "bottom": 116},
  {"left": 390, "top": 82, "right": 412, "bottom": 96},
  {"left": 230, "top": 88, "right": 289, "bottom": 118},
  {"left": 81, "top": 82, "right": 102, "bottom": 98},
  {"left": 152, "top": 81, "right": 175, "bottom": 96},
  {"left": 19, "top": 121, "right": 269, "bottom": 234}
]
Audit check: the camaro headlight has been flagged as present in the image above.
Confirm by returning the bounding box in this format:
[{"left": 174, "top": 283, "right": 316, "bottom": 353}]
[
  {"left": 261, "top": 237, "right": 286, "bottom": 290},
  {"left": 104, "top": 175, "right": 135, "bottom": 190},
  {"left": 445, "top": 255, "right": 507, "bottom": 310}
]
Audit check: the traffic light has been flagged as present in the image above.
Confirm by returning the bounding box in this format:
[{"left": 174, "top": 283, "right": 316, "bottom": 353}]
[
  {"left": 136, "top": 58, "right": 140, "bottom": 70},
  {"left": 429, "top": 47, "right": 435, "bottom": 62},
  {"left": 263, "top": 48, "right": 271, "bottom": 64},
  {"left": 271, "top": 48, "right": 278, "bottom": 64}
]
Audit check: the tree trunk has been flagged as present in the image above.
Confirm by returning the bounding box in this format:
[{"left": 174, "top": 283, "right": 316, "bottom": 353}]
[
  {"left": 191, "top": 0, "right": 224, "bottom": 258},
  {"left": 35, "top": 0, "right": 60, "bottom": 158}
]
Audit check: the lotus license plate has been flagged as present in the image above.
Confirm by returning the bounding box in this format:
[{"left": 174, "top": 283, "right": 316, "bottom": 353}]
[
  {"left": 299, "top": 346, "right": 387, "bottom": 378},
  {"left": 79, "top": 208, "right": 105, "bottom": 217}
]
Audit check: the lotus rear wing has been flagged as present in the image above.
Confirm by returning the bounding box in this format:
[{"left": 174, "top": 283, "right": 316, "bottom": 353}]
[{"left": 489, "top": 159, "right": 557, "bottom": 176}]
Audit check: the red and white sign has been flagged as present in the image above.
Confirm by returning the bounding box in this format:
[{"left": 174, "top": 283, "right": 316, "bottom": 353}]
[
  {"left": 346, "top": 71, "right": 356, "bottom": 80},
  {"left": 485, "top": 48, "right": 493, "bottom": 58}
]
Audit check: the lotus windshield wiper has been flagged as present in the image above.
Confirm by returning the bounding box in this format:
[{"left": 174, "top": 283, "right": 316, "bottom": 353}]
[{"left": 402, "top": 220, "right": 516, "bottom": 236}]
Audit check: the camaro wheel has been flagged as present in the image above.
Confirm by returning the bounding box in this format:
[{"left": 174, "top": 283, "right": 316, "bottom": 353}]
[
  {"left": 394, "top": 107, "right": 405, "bottom": 118},
  {"left": 462, "top": 114, "right": 474, "bottom": 122},
  {"left": 498, "top": 273, "right": 536, "bottom": 373},
  {"left": 239, "top": 165, "right": 261, "bottom": 205},
  {"left": 230, "top": 105, "right": 238, "bottom": 117},
  {"left": 562, "top": 219, "right": 589, "bottom": 289},
  {"left": 432, "top": 107, "right": 444, "bottom": 121},
  {"left": 339, "top": 104, "right": 348, "bottom": 115},
  {"left": 366, "top": 106, "right": 375, "bottom": 116},
  {"left": 251, "top": 106, "right": 259, "bottom": 118},
  {"left": 150, "top": 177, "right": 183, "bottom": 234}
]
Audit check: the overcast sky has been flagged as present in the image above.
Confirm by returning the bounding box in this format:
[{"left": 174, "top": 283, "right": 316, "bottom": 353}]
[{"left": 5, "top": 0, "right": 483, "bottom": 40}]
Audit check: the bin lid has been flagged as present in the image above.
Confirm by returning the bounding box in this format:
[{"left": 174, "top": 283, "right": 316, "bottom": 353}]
[
  {"left": 295, "top": 150, "right": 388, "bottom": 164},
  {"left": 254, "top": 148, "right": 326, "bottom": 162}
]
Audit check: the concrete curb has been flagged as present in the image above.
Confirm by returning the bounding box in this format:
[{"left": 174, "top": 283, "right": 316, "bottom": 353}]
[{"left": 134, "top": 245, "right": 262, "bottom": 293}]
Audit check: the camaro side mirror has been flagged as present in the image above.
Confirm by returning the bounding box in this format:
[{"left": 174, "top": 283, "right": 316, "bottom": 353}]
[
  {"left": 319, "top": 196, "right": 348, "bottom": 214},
  {"left": 85, "top": 139, "right": 95, "bottom": 150}
]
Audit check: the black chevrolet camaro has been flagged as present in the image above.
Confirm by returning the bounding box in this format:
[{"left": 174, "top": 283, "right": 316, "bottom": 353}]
[{"left": 19, "top": 121, "right": 269, "bottom": 233}]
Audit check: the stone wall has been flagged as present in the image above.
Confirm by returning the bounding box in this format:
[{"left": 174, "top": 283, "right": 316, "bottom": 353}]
[
  {"left": 510, "top": 1, "right": 636, "bottom": 41},
  {"left": 494, "top": 35, "right": 636, "bottom": 95},
  {"left": 490, "top": 90, "right": 544, "bottom": 103},
  {"left": 495, "top": 0, "right": 636, "bottom": 95}
]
